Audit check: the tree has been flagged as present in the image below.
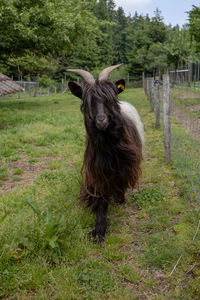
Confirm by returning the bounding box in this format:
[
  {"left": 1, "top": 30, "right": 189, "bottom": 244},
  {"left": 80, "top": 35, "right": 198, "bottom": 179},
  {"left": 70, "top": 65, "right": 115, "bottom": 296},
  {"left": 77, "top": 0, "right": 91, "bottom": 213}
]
[
  {"left": 149, "top": 8, "right": 167, "bottom": 44},
  {"left": 188, "top": 5, "right": 200, "bottom": 52},
  {"left": 112, "top": 6, "right": 128, "bottom": 64},
  {"left": 92, "top": 0, "right": 115, "bottom": 66},
  {"left": 0, "top": 0, "right": 101, "bottom": 76},
  {"left": 145, "top": 43, "right": 167, "bottom": 75},
  {"left": 164, "top": 27, "right": 196, "bottom": 70}
]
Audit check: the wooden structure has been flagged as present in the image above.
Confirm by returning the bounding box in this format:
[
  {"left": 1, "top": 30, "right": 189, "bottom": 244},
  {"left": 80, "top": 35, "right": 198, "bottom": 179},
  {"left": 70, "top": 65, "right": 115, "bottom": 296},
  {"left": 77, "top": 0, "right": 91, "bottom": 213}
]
[
  {"left": 0, "top": 73, "right": 24, "bottom": 96},
  {"left": 163, "top": 74, "right": 171, "bottom": 163},
  {"left": 155, "top": 76, "right": 160, "bottom": 129}
]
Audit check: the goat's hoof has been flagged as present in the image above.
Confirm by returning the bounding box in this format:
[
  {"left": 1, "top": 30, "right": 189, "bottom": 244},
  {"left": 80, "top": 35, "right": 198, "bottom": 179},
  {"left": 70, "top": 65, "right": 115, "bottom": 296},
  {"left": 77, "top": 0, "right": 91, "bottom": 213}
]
[
  {"left": 88, "top": 229, "right": 97, "bottom": 243},
  {"left": 117, "top": 197, "right": 125, "bottom": 205},
  {"left": 88, "top": 229, "right": 105, "bottom": 245}
]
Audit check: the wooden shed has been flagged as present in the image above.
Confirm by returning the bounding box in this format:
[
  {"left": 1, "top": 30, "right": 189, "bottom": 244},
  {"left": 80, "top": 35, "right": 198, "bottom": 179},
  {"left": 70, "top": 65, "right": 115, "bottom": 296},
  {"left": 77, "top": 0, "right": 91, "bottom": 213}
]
[{"left": 0, "top": 73, "right": 24, "bottom": 96}]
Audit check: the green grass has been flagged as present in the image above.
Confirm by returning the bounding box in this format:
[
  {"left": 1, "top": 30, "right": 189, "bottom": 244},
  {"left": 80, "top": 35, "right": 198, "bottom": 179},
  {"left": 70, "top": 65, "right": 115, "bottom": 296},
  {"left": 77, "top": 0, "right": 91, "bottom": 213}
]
[
  {"left": 0, "top": 164, "right": 8, "bottom": 180},
  {"left": 13, "top": 168, "right": 24, "bottom": 175},
  {"left": 170, "top": 88, "right": 200, "bottom": 120},
  {"left": 0, "top": 91, "right": 200, "bottom": 299}
]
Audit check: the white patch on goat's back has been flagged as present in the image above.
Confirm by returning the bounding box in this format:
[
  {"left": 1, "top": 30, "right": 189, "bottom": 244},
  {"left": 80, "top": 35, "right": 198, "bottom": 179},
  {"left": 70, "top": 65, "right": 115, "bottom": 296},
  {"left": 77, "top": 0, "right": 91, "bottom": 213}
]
[{"left": 119, "top": 101, "right": 145, "bottom": 146}]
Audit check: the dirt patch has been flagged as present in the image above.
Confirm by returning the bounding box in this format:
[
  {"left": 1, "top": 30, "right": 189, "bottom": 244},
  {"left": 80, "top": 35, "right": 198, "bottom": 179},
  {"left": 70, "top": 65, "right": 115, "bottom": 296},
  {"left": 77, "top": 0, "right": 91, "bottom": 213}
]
[
  {"left": 0, "top": 154, "right": 62, "bottom": 194},
  {"left": 171, "top": 103, "right": 200, "bottom": 143}
]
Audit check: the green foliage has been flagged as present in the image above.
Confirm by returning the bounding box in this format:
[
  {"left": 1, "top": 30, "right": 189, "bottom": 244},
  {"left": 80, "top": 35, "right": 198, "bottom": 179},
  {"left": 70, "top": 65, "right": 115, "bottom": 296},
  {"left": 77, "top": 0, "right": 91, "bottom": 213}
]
[
  {"left": 0, "top": 0, "right": 197, "bottom": 79},
  {"left": 146, "top": 43, "right": 167, "bottom": 73},
  {"left": 25, "top": 198, "right": 65, "bottom": 251},
  {"left": 0, "top": 0, "right": 101, "bottom": 74},
  {"left": 39, "top": 75, "right": 56, "bottom": 88},
  {"left": 188, "top": 4, "right": 200, "bottom": 52},
  {"left": 164, "top": 26, "right": 196, "bottom": 68},
  {"left": 125, "top": 10, "right": 169, "bottom": 76},
  {"left": 8, "top": 54, "right": 58, "bottom": 77}
]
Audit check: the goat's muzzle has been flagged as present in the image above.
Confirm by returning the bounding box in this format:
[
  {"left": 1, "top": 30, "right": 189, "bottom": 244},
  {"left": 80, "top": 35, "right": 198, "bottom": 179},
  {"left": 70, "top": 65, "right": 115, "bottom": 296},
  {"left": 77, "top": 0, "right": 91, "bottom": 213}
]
[{"left": 95, "top": 114, "right": 108, "bottom": 131}]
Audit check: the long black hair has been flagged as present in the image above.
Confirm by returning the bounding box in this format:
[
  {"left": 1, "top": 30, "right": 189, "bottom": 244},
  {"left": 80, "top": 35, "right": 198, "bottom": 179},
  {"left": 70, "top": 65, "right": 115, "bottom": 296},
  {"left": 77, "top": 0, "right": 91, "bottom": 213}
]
[{"left": 79, "top": 80, "right": 143, "bottom": 206}]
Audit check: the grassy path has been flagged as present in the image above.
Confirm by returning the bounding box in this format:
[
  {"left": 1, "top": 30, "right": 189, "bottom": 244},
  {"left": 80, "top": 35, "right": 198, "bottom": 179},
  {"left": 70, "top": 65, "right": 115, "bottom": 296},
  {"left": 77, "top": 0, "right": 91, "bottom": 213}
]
[
  {"left": 170, "top": 102, "right": 200, "bottom": 142},
  {"left": 169, "top": 87, "right": 200, "bottom": 144},
  {"left": 0, "top": 90, "right": 200, "bottom": 299}
]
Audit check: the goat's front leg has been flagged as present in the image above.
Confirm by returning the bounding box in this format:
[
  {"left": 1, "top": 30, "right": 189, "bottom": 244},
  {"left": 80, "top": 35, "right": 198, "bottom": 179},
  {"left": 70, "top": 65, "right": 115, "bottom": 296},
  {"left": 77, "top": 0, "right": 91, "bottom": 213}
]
[{"left": 90, "top": 198, "right": 108, "bottom": 244}]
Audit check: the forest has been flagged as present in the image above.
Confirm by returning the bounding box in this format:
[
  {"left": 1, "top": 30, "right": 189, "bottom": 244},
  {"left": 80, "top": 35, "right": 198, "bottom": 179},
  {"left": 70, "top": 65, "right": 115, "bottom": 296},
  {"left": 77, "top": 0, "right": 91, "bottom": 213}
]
[{"left": 1, "top": 0, "right": 200, "bottom": 84}]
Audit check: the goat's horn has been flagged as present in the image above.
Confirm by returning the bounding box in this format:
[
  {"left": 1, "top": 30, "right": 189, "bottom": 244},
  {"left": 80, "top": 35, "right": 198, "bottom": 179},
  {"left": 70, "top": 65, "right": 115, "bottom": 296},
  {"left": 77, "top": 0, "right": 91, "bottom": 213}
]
[
  {"left": 98, "top": 64, "right": 123, "bottom": 81},
  {"left": 66, "top": 69, "right": 95, "bottom": 84}
]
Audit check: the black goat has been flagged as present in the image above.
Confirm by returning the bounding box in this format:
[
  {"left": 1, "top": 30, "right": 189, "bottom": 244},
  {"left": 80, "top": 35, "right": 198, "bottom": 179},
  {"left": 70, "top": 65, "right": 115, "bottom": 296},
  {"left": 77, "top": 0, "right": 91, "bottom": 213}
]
[{"left": 67, "top": 64, "right": 144, "bottom": 243}]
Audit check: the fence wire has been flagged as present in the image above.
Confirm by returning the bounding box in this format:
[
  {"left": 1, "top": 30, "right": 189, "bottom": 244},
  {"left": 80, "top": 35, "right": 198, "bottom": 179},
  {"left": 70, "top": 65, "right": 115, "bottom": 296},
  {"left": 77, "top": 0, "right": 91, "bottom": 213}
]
[{"left": 143, "top": 73, "right": 200, "bottom": 207}]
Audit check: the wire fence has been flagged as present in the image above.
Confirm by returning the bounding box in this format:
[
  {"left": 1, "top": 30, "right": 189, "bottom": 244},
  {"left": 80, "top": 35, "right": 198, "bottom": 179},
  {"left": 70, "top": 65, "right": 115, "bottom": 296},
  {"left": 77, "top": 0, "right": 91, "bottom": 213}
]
[
  {"left": 0, "top": 74, "right": 142, "bottom": 99},
  {"left": 169, "top": 59, "right": 200, "bottom": 90},
  {"left": 14, "top": 80, "right": 68, "bottom": 98},
  {"left": 143, "top": 72, "right": 200, "bottom": 208}
]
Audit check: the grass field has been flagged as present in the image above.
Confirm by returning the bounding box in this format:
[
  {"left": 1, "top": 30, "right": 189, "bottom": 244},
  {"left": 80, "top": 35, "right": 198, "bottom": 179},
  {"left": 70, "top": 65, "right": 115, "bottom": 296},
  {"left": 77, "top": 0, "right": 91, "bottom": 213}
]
[{"left": 0, "top": 89, "right": 200, "bottom": 299}]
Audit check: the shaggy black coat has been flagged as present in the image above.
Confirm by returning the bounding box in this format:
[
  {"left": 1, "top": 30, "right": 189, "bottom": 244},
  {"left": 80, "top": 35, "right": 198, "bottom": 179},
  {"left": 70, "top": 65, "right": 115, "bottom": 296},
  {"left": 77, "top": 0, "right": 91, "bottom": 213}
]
[{"left": 69, "top": 79, "right": 143, "bottom": 243}]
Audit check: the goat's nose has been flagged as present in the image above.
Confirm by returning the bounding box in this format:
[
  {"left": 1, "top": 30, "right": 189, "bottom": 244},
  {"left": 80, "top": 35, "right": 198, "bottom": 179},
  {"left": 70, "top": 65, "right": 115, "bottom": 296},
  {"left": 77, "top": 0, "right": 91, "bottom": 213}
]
[{"left": 96, "top": 114, "right": 106, "bottom": 122}]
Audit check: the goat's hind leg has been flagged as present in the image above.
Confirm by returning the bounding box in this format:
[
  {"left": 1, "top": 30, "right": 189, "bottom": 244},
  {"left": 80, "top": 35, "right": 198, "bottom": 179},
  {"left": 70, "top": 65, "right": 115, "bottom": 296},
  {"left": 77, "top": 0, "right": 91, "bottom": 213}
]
[{"left": 89, "top": 198, "right": 108, "bottom": 244}]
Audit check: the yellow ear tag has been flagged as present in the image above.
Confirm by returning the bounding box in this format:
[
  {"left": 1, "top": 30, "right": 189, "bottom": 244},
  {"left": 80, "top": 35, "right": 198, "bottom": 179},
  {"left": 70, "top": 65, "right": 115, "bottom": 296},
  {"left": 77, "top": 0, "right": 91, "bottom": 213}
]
[{"left": 117, "top": 84, "right": 125, "bottom": 90}]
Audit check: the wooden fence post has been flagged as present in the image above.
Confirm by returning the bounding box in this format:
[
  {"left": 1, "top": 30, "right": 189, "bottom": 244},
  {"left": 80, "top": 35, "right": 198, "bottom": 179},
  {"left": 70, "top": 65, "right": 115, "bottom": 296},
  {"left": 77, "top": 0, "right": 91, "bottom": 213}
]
[
  {"left": 34, "top": 73, "right": 39, "bottom": 97},
  {"left": 163, "top": 74, "right": 171, "bottom": 163},
  {"left": 146, "top": 78, "right": 151, "bottom": 100},
  {"left": 146, "top": 78, "right": 150, "bottom": 99},
  {"left": 144, "top": 78, "right": 147, "bottom": 96},
  {"left": 142, "top": 72, "right": 145, "bottom": 90},
  {"left": 155, "top": 76, "right": 160, "bottom": 128},
  {"left": 188, "top": 56, "right": 192, "bottom": 87},
  {"left": 149, "top": 78, "right": 154, "bottom": 112}
]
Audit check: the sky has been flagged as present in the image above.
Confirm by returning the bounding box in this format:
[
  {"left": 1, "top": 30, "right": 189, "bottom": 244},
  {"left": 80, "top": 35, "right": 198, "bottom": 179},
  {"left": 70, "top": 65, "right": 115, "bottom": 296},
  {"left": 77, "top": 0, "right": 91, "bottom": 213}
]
[{"left": 114, "top": 0, "right": 200, "bottom": 26}]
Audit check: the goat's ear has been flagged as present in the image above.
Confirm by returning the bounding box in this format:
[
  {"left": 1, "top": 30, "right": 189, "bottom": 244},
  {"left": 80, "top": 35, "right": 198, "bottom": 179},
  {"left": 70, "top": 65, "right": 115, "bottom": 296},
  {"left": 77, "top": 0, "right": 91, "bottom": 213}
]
[
  {"left": 68, "top": 81, "right": 83, "bottom": 99},
  {"left": 115, "top": 79, "right": 125, "bottom": 94}
]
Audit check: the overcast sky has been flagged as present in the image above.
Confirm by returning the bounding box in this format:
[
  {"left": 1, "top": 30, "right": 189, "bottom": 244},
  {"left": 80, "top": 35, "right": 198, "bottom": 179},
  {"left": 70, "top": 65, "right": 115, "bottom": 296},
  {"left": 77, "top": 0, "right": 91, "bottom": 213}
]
[{"left": 114, "top": 0, "right": 200, "bottom": 26}]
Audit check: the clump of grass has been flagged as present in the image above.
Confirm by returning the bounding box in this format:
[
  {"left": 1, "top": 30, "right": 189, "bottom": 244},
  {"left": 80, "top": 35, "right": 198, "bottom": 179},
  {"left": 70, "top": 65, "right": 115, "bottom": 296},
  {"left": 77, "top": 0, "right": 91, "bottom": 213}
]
[
  {"left": 48, "top": 160, "right": 62, "bottom": 170},
  {"left": 118, "top": 264, "right": 141, "bottom": 283},
  {"left": 129, "top": 186, "right": 165, "bottom": 208},
  {"left": 25, "top": 198, "right": 66, "bottom": 252},
  {"left": 13, "top": 168, "right": 24, "bottom": 175},
  {"left": 141, "top": 232, "right": 184, "bottom": 269},
  {"left": 9, "top": 155, "right": 20, "bottom": 162},
  {"left": 28, "top": 158, "right": 39, "bottom": 163},
  {"left": 0, "top": 165, "right": 8, "bottom": 180},
  {"left": 13, "top": 176, "right": 22, "bottom": 182},
  {"left": 76, "top": 261, "right": 116, "bottom": 294}
]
